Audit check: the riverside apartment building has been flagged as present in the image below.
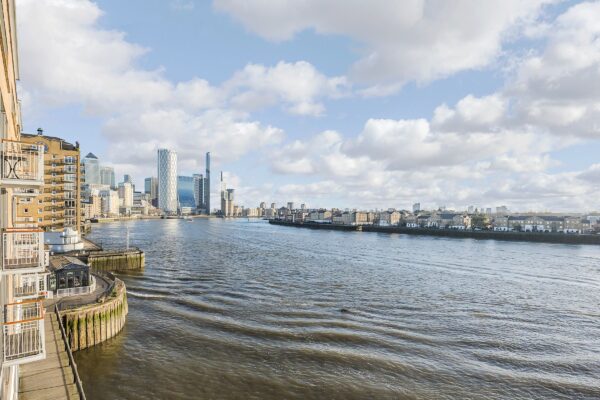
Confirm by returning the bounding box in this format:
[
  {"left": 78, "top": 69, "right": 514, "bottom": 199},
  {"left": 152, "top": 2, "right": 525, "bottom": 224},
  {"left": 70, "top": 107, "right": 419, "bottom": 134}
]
[
  {"left": 16, "top": 131, "right": 83, "bottom": 233},
  {"left": 0, "top": 0, "right": 50, "bottom": 398}
]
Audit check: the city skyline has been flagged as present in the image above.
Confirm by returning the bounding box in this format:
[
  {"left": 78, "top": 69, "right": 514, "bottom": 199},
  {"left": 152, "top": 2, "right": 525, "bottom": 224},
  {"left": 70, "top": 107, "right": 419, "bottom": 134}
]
[{"left": 15, "top": 0, "right": 600, "bottom": 212}]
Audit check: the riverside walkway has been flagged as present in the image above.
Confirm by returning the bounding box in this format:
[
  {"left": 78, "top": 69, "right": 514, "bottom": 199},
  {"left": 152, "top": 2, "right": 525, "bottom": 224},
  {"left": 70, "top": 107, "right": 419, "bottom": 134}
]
[{"left": 18, "top": 311, "right": 81, "bottom": 400}]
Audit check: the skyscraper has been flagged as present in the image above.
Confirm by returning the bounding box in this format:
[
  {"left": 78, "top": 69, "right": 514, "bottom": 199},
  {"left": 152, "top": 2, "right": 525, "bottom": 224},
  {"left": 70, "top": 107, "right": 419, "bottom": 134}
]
[
  {"left": 220, "top": 171, "right": 235, "bottom": 217},
  {"left": 157, "top": 149, "right": 178, "bottom": 213},
  {"left": 118, "top": 181, "right": 134, "bottom": 208},
  {"left": 177, "top": 176, "right": 196, "bottom": 208},
  {"left": 144, "top": 176, "right": 158, "bottom": 206},
  {"left": 100, "top": 166, "right": 116, "bottom": 189},
  {"left": 193, "top": 173, "right": 204, "bottom": 210},
  {"left": 204, "top": 152, "right": 210, "bottom": 214},
  {"left": 83, "top": 152, "right": 100, "bottom": 184}
]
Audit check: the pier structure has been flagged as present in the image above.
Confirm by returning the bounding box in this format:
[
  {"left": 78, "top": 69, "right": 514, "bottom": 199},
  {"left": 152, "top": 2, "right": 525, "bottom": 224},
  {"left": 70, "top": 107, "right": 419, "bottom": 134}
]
[{"left": 19, "top": 310, "right": 84, "bottom": 400}]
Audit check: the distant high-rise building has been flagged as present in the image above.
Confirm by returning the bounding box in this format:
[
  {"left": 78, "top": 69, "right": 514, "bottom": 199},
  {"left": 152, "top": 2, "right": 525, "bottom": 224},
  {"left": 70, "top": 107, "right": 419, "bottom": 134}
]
[
  {"left": 412, "top": 203, "right": 421, "bottom": 213},
  {"left": 83, "top": 152, "right": 100, "bottom": 185},
  {"left": 226, "top": 189, "right": 235, "bottom": 216},
  {"left": 301, "top": 203, "right": 306, "bottom": 210},
  {"left": 271, "top": 203, "right": 276, "bottom": 209},
  {"left": 467, "top": 205, "right": 474, "bottom": 214},
  {"left": 100, "top": 189, "right": 120, "bottom": 216},
  {"left": 220, "top": 171, "right": 236, "bottom": 217},
  {"left": 204, "top": 152, "right": 211, "bottom": 214},
  {"left": 193, "top": 174, "right": 204, "bottom": 210},
  {"left": 144, "top": 177, "right": 158, "bottom": 206},
  {"left": 287, "top": 202, "right": 294, "bottom": 210},
  {"left": 118, "top": 181, "right": 134, "bottom": 208},
  {"left": 177, "top": 176, "right": 196, "bottom": 209},
  {"left": 496, "top": 205, "right": 509, "bottom": 214},
  {"left": 100, "top": 166, "right": 116, "bottom": 189},
  {"left": 260, "top": 202, "right": 266, "bottom": 209},
  {"left": 157, "top": 149, "right": 178, "bottom": 213}
]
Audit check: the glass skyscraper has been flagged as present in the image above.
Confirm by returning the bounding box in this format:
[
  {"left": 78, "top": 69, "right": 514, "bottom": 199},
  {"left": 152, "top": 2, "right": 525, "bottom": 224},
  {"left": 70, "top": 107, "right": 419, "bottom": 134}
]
[
  {"left": 157, "top": 149, "right": 178, "bottom": 213},
  {"left": 177, "top": 176, "right": 196, "bottom": 208},
  {"left": 100, "top": 166, "right": 116, "bottom": 189},
  {"left": 83, "top": 152, "right": 100, "bottom": 184}
]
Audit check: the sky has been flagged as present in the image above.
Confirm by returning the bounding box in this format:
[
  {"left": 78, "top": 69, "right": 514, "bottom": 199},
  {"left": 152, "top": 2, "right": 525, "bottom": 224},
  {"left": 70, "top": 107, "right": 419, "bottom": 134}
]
[{"left": 14, "top": 0, "right": 600, "bottom": 212}]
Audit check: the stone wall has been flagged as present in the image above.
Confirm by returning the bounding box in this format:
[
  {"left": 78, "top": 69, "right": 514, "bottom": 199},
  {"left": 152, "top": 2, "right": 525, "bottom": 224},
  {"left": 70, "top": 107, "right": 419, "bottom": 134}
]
[
  {"left": 61, "top": 278, "right": 128, "bottom": 351},
  {"left": 87, "top": 250, "right": 145, "bottom": 272}
]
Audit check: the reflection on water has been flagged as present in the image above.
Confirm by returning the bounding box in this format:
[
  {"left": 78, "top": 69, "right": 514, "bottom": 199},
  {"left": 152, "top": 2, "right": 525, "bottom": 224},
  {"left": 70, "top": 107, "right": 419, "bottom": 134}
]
[{"left": 75, "top": 219, "right": 600, "bottom": 399}]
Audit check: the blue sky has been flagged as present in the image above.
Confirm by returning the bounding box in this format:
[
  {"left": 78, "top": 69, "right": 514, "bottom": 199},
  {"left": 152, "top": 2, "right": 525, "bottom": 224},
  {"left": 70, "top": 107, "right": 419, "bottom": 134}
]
[{"left": 16, "top": 0, "right": 600, "bottom": 212}]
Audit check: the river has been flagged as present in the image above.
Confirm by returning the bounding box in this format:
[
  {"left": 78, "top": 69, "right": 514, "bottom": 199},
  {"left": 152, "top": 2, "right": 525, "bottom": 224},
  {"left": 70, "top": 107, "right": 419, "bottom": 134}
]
[{"left": 75, "top": 218, "right": 600, "bottom": 399}]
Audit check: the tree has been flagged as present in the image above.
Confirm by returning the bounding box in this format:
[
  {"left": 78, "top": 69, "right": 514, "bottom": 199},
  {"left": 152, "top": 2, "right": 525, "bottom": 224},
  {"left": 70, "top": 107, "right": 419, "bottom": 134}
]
[{"left": 471, "top": 214, "right": 490, "bottom": 229}]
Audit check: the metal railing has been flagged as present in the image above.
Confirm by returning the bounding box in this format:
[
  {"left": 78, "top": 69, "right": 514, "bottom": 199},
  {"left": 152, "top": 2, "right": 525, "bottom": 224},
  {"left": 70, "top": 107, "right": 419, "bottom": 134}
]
[
  {"left": 13, "top": 273, "right": 40, "bottom": 299},
  {"left": 1, "top": 229, "right": 45, "bottom": 274},
  {"left": 54, "top": 305, "right": 87, "bottom": 400},
  {"left": 2, "top": 300, "right": 45, "bottom": 365},
  {"left": 56, "top": 276, "right": 96, "bottom": 298},
  {"left": 0, "top": 140, "right": 44, "bottom": 186}
]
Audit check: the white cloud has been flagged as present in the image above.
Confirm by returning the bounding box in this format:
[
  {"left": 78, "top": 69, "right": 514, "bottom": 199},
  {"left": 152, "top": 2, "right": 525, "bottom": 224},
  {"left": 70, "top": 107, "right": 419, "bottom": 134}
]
[
  {"left": 507, "top": 1, "right": 600, "bottom": 137},
  {"left": 225, "top": 61, "right": 348, "bottom": 116},
  {"left": 17, "top": 0, "right": 600, "bottom": 212},
  {"left": 17, "top": 0, "right": 339, "bottom": 181},
  {"left": 215, "top": 0, "right": 549, "bottom": 93},
  {"left": 432, "top": 94, "right": 507, "bottom": 132}
]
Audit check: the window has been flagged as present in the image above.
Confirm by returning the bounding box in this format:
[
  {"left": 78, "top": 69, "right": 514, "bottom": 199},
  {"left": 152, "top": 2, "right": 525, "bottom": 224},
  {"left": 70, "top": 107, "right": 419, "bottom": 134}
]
[
  {"left": 24, "top": 208, "right": 28, "bottom": 213},
  {"left": 38, "top": 218, "right": 42, "bottom": 222},
  {"left": 38, "top": 209, "right": 42, "bottom": 214}
]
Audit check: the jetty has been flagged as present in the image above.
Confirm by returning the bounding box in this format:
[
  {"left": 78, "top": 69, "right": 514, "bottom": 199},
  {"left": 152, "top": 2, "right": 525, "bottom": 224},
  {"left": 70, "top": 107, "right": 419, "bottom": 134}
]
[
  {"left": 19, "top": 309, "right": 84, "bottom": 400},
  {"left": 18, "top": 269, "right": 128, "bottom": 399}
]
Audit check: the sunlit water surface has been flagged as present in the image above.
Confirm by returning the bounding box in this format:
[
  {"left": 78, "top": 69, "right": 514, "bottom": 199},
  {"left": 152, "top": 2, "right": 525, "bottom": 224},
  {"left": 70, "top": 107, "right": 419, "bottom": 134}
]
[{"left": 76, "top": 219, "right": 600, "bottom": 399}]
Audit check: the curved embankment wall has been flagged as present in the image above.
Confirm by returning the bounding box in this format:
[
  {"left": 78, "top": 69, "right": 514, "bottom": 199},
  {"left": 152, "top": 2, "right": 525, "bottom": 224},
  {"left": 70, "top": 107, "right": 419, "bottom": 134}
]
[{"left": 61, "top": 278, "right": 128, "bottom": 351}]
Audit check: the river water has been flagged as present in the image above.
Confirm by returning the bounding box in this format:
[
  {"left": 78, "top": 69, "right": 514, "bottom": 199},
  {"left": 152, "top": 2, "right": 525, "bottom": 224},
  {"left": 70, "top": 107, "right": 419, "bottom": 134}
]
[{"left": 76, "top": 218, "right": 600, "bottom": 399}]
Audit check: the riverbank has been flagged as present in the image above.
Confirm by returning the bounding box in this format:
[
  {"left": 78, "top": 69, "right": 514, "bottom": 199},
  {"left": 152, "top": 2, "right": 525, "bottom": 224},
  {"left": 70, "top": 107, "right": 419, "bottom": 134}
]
[{"left": 269, "top": 219, "right": 600, "bottom": 245}]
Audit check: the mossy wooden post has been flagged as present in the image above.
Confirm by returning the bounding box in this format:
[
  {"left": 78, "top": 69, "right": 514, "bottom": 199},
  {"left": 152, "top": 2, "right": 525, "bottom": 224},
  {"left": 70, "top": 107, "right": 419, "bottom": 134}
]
[
  {"left": 94, "top": 312, "right": 101, "bottom": 344},
  {"left": 78, "top": 316, "right": 86, "bottom": 350},
  {"left": 86, "top": 312, "right": 94, "bottom": 348}
]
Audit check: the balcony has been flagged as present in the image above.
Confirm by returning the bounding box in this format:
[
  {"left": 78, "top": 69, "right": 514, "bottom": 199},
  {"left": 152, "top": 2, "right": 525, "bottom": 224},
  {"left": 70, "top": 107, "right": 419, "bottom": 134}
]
[
  {"left": 2, "top": 300, "right": 45, "bottom": 365},
  {"left": 14, "top": 217, "right": 36, "bottom": 229},
  {"left": 63, "top": 174, "right": 76, "bottom": 183},
  {"left": 13, "top": 273, "right": 44, "bottom": 300},
  {"left": 1, "top": 229, "right": 45, "bottom": 274},
  {"left": 0, "top": 140, "right": 44, "bottom": 187}
]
